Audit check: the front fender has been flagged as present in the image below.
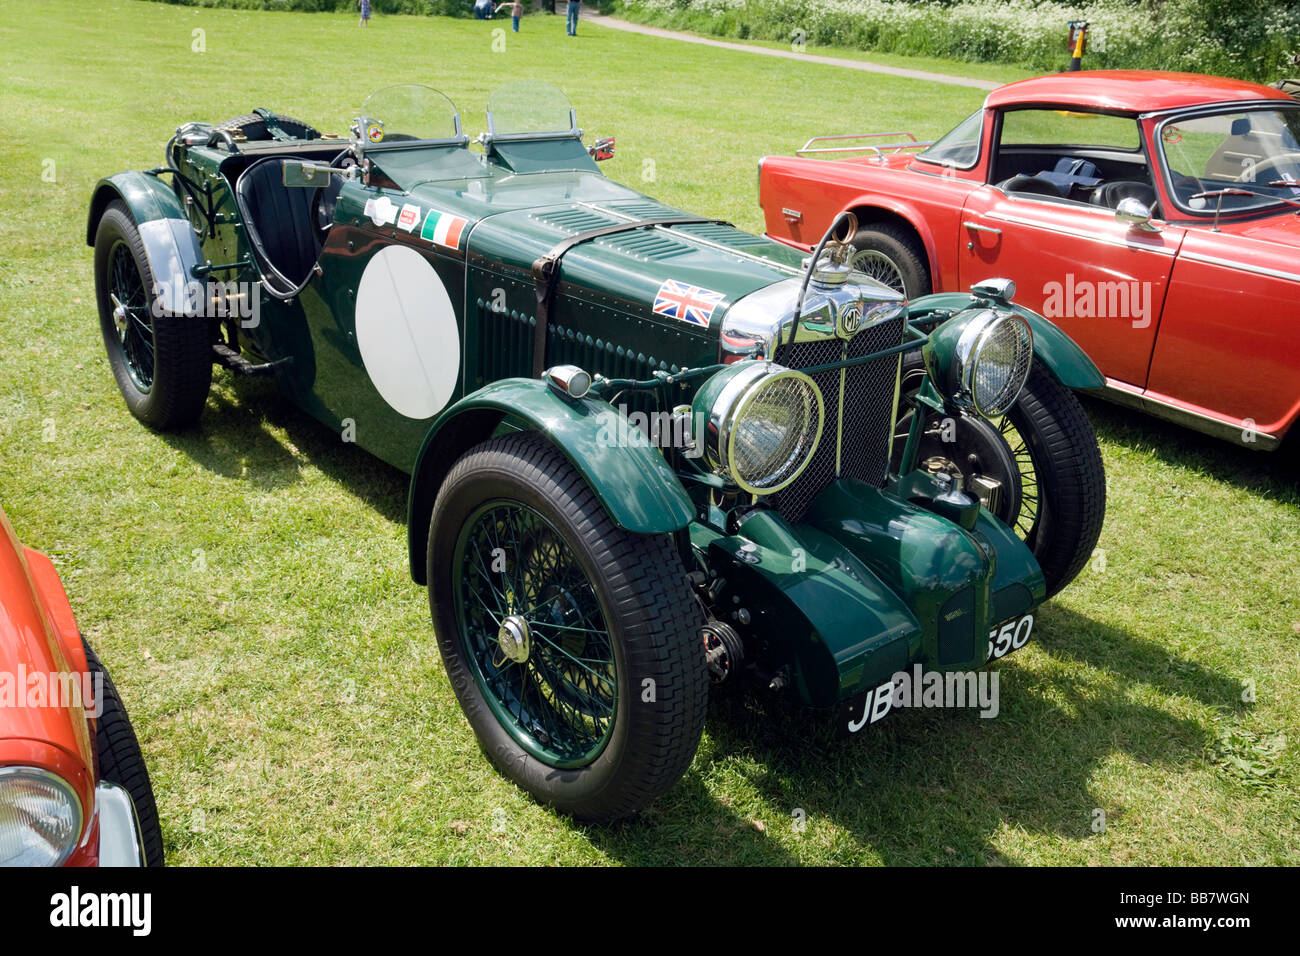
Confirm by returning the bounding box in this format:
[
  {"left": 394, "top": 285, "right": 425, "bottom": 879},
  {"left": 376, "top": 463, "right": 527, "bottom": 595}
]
[
  {"left": 406, "top": 379, "right": 696, "bottom": 584},
  {"left": 843, "top": 194, "right": 941, "bottom": 283},
  {"left": 908, "top": 292, "right": 1105, "bottom": 390},
  {"left": 86, "top": 172, "right": 205, "bottom": 316}
]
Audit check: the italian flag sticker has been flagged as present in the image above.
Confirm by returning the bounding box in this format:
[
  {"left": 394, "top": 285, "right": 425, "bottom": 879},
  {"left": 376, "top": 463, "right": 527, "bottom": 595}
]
[{"left": 421, "top": 209, "right": 468, "bottom": 251}]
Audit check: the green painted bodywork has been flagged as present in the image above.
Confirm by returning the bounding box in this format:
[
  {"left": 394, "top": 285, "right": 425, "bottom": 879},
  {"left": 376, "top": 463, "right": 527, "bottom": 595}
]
[
  {"left": 808, "top": 480, "right": 1043, "bottom": 678},
  {"left": 89, "top": 104, "right": 1086, "bottom": 713},
  {"left": 486, "top": 137, "right": 601, "bottom": 174},
  {"left": 690, "top": 513, "right": 921, "bottom": 706},
  {"left": 909, "top": 291, "right": 1105, "bottom": 389},
  {"left": 86, "top": 170, "right": 191, "bottom": 244}
]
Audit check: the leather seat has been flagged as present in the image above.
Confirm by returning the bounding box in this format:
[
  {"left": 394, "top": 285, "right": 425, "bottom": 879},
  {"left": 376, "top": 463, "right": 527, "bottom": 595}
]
[
  {"left": 1090, "top": 180, "right": 1158, "bottom": 211},
  {"left": 236, "top": 158, "right": 322, "bottom": 296},
  {"left": 1000, "top": 173, "right": 1067, "bottom": 198}
]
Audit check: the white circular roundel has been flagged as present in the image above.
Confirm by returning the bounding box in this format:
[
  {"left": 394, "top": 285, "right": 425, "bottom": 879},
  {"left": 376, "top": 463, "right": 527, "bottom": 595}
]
[{"left": 355, "top": 245, "right": 460, "bottom": 420}]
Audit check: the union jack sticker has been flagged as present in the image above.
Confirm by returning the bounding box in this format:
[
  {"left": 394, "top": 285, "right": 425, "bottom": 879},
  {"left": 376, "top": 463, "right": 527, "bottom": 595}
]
[{"left": 652, "top": 279, "right": 724, "bottom": 328}]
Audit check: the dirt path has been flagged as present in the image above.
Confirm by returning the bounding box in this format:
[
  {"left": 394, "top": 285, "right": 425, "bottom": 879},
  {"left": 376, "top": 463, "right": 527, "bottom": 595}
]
[{"left": 587, "top": 13, "right": 1001, "bottom": 91}]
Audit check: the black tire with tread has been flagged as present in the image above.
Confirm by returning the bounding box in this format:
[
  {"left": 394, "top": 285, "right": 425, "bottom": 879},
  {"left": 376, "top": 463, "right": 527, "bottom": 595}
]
[
  {"left": 851, "top": 222, "right": 932, "bottom": 298},
  {"left": 427, "top": 432, "right": 707, "bottom": 822},
  {"left": 1009, "top": 363, "right": 1107, "bottom": 597},
  {"left": 897, "top": 356, "right": 1105, "bottom": 598},
  {"left": 83, "top": 640, "right": 164, "bottom": 867},
  {"left": 93, "top": 201, "right": 213, "bottom": 430},
  {"left": 214, "top": 112, "right": 319, "bottom": 141}
]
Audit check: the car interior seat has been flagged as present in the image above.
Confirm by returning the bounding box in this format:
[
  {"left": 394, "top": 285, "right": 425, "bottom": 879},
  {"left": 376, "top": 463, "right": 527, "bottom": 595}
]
[
  {"left": 1000, "top": 173, "right": 1069, "bottom": 198},
  {"left": 235, "top": 157, "right": 326, "bottom": 298},
  {"left": 1090, "top": 180, "right": 1160, "bottom": 214}
]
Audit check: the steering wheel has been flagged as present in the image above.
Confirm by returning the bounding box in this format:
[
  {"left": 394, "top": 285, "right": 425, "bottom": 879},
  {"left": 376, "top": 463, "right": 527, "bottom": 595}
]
[{"left": 1238, "top": 151, "right": 1300, "bottom": 183}]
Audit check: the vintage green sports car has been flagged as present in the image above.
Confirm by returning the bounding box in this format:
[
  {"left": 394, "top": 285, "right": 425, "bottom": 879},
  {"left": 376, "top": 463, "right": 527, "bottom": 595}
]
[{"left": 86, "top": 83, "right": 1106, "bottom": 821}]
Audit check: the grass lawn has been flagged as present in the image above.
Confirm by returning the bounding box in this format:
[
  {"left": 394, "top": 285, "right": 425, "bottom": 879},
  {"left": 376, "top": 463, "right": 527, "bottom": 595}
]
[{"left": 1, "top": 0, "right": 1297, "bottom": 865}]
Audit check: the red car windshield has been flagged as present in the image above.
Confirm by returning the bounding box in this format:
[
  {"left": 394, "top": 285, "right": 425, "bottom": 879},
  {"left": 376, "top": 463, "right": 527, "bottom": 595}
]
[
  {"left": 916, "top": 109, "right": 983, "bottom": 169},
  {"left": 1159, "top": 107, "right": 1300, "bottom": 214}
]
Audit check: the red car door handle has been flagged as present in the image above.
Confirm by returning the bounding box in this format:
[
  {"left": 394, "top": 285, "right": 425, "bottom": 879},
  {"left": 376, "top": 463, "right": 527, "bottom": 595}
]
[{"left": 962, "top": 220, "right": 1002, "bottom": 235}]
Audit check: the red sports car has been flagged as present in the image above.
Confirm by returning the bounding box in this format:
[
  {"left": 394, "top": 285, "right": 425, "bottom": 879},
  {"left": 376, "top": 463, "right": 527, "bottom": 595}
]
[
  {"left": 0, "top": 507, "right": 162, "bottom": 866},
  {"left": 760, "top": 71, "right": 1300, "bottom": 450}
]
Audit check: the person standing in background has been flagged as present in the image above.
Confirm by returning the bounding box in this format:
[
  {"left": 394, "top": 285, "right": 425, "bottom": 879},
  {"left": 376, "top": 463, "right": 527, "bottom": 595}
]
[
  {"left": 474, "top": 0, "right": 495, "bottom": 19},
  {"left": 358, "top": 0, "right": 370, "bottom": 26},
  {"left": 496, "top": 0, "right": 522, "bottom": 32},
  {"left": 566, "top": 0, "right": 580, "bottom": 35}
]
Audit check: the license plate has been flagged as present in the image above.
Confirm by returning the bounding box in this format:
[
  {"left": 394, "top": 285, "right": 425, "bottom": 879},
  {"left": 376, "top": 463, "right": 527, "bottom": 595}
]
[
  {"left": 987, "top": 612, "right": 1034, "bottom": 662},
  {"left": 836, "top": 613, "right": 1034, "bottom": 737}
]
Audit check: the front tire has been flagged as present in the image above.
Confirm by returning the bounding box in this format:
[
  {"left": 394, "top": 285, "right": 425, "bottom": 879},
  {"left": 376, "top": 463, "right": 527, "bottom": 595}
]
[
  {"left": 93, "top": 201, "right": 212, "bottom": 430},
  {"left": 84, "top": 640, "right": 164, "bottom": 867},
  {"left": 428, "top": 432, "right": 707, "bottom": 821},
  {"left": 894, "top": 358, "right": 1105, "bottom": 597}
]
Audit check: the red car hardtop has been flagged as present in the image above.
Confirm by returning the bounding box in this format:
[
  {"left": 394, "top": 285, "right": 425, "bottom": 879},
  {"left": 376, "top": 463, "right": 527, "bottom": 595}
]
[{"left": 761, "top": 70, "right": 1300, "bottom": 449}]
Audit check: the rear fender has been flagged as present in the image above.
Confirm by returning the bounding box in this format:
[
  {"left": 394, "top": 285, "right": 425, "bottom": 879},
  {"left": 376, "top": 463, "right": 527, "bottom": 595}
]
[
  {"left": 843, "top": 194, "right": 941, "bottom": 283},
  {"left": 86, "top": 172, "right": 205, "bottom": 316}
]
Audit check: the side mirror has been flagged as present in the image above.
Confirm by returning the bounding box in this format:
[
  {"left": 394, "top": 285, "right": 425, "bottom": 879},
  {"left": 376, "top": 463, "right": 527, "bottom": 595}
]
[
  {"left": 1115, "top": 196, "right": 1158, "bottom": 232},
  {"left": 282, "top": 161, "right": 356, "bottom": 188},
  {"left": 970, "top": 277, "right": 1017, "bottom": 304}
]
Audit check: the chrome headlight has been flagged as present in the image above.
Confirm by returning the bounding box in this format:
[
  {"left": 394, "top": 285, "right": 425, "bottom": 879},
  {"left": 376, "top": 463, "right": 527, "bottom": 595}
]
[
  {"left": 924, "top": 309, "right": 1033, "bottom": 418},
  {"left": 0, "top": 766, "right": 84, "bottom": 867},
  {"left": 694, "top": 363, "right": 824, "bottom": 495}
]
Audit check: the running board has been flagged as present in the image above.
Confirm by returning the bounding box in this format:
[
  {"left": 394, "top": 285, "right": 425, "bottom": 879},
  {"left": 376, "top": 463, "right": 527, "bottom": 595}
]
[{"left": 1096, "top": 381, "right": 1282, "bottom": 451}]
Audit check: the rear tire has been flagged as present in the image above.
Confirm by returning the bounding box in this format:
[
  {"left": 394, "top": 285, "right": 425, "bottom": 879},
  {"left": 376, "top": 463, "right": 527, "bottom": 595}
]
[
  {"left": 849, "top": 223, "right": 932, "bottom": 298},
  {"left": 428, "top": 432, "right": 707, "bottom": 821},
  {"left": 93, "top": 201, "right": 212, "bottom": 430},
  {"left": 84, "top": 640, "right": 164, "bottom": 867}
]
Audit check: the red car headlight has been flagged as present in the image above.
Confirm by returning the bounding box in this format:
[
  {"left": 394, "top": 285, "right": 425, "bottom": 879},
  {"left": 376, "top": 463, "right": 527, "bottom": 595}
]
[{"left": 0, "top": 766, "right": 84, "bottom": 867}]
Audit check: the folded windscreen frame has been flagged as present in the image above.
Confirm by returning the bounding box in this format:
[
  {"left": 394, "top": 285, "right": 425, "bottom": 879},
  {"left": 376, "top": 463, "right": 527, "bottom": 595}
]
[{"left": 482, "top": 81, "right": 597, "bottom": 174}]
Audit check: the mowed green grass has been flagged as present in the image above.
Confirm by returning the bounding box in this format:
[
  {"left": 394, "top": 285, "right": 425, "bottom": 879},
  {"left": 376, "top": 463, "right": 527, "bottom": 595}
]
[{"left": 1, "top": 0, "right": 1297, "bottom": 865}]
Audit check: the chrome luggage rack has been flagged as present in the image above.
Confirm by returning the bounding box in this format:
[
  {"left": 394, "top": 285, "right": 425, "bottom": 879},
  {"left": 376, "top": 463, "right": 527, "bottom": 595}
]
[{"left": 795, "top": 131, "right": 934, "bottom": 159}]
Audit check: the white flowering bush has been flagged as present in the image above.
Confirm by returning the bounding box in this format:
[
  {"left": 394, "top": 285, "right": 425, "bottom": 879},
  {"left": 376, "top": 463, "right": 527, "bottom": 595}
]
[{"left": 614, "top": 0, "right": 1300, "bottom": 82}]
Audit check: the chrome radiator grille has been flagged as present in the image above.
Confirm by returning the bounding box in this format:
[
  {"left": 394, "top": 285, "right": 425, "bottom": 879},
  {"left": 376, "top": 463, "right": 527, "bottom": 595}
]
[{"left": 770, "top": 315, "right": 907, "bottom": 522}]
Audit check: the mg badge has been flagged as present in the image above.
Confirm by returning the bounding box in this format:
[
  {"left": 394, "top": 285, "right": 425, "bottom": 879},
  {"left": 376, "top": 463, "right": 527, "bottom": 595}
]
[{"left": 838, "top": 302, "right": 863, "bottom": 339}]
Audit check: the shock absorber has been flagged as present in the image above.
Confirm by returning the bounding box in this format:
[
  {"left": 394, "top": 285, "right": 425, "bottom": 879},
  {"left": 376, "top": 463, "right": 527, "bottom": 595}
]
[{"left": 701, "top": 621, "right": 745, "bottom": 685}]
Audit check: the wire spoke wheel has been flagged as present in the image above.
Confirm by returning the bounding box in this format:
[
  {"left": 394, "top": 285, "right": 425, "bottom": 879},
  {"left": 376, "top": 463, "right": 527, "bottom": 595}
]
[
  {"left": 428, "top": 432, "right": 708, "bottom": 820},
  {"left": 850, "top": 249, "right": 908, "bottom": 295},
  {"left": 453, "top": 500, "right": 617, "bottom": 768},
  {"left": 108, "top": 240, "right": 156, "bottom": 391},
  {"left": 891, "top": 407, "right": 1035, "bottom": 539},
  {"left": 995, "top": 415, "right": 1039, "bottom": 540}
]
